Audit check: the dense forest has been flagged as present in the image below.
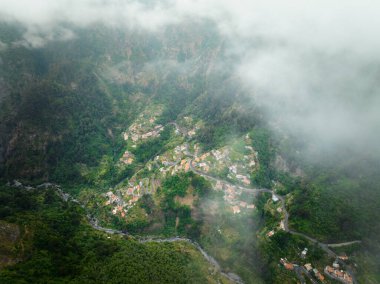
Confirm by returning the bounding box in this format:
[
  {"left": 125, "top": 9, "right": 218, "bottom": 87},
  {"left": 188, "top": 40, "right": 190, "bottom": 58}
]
[{"left": 0, "top": 184, "right": 225, "bottom": 283}]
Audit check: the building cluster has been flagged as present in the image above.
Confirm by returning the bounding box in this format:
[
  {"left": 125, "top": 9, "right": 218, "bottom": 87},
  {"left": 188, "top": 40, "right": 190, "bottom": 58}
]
[
  {"left": 120, "top": 150, "right": 135, "bottom": 165},
  {"left": 122, "top": 107, "right": 164, "bottom": 145},
  {"left": 213, "top": 180, "right": 255, "bottom": 214},
  {"left": 104, "top": 177, "right": 162, "bottom": 218},
  {"left": 244, "top": 145, "right": 258, "bottom": 168},
  {"left": 104, "top": 191, "right": 128, "bottom": 217},
  {"left": 280, "top": 257, "right": 327, "bottom": 283},
  {"left": 236, "top": 174, "right": 251, "bottom": 185},
  {"left": 226, "top": 165, "right": 251, "bottom": 186},
  {"left": 280, "top": 258, "right": 295, "bottom": 270},
  {"left": 181, "top": 116, "right": 201, "bottom": 138},
  {"left": 324, "top": 260, "right": 353, "bottom": 284},
  {"left": 211, "top": 149, "right": 229, "bottom": 161},
  {"left": 160, "top": 158, "right": 192, "bottom": 176},
  {"left": 122, "top": 178, "right": 159, "bottom": 198},
  {"left": 157, "top": 152, "right": 192, "bottom": 177},
  {"left": 279, "top": 249, "right": 353, "bottom": 284},
  {"left": 193, "top": 152, "right": 212, "bottom": 172},
  {"left": 124, "top": 123, "right": 164, "bottom": 144},
  {"left": 180, "top": 133, "right": 256, "bottom": 182},
  {"left": 266, "top": 221, "right": 286, "bottom": 238},
  {"left": 304, "top": 263, "right": 325, "bottom": 281}
]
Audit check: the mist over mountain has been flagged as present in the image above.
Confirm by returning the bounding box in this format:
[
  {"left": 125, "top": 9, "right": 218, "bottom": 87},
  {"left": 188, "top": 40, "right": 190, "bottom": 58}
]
[
  {"left": 0, "top": 1, "right": 379, "bottom": 284},
  {"left": 1, "top": 0, "right": 380, "bottom": 159}
]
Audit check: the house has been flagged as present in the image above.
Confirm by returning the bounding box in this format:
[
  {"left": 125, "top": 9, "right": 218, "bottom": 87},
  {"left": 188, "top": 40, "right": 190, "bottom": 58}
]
[
  {"left": 232, "top": 206, "right": 241, "bottom": 214},
  {"left": 239, "top": 201, "right": 248, "bottom": 208},
  {"left": 284, "top": 263, "right": 294, "bottom": 270},
  {"left": 242, "top": 177, "right": 250, "bottom": 185},
  {"left": 336, "top": 270, "right": 344, "bottom": 278},
  {"left": 126, "top": 188, "right": 134, "bottom": 195},
  {"left": 338, "top": 253, "right": 349, "bottom": 261},
  {"left": 229, "top": 165, "right": 237, "bottom": 174},
  {"left": 267, "top": 230, "right": 275, "bottom": 237},
  {"left": 200, "top": 153, "right": 210, "bottom": 160},
  {"left": 212, "top": 150, "right": 223, "bottom": 160},
  {"left": 198, "top": 162, "right": 210, "bottom": 172},
  {"left": 236, "top": 174, "right": 250, "bottom": 185},
  {"left": 120, "top": 151, "right": 135, "bottom": 165},
  {"left": 317, "top": 273, "right": 325, "bottom": 281},
  {"left": 247, "top": 204, "right": 256, "bottom": 209},
  {"left": 184, "top": 162, "right": 190, "bottom": 172},
  {"left": 142, "top": 132, "right": 153, "bottom": 139},
  {"left": 279, "top": 220, "right": 286, "bottom": 230},
  {"left": 215, "top": 180, "right": 223, "bottom": 190},
  {"left": 304, "top": 263, "right": 313, "bottom": 271},
  {"left": 333, "top": 261, "right": 340, "bottom": 269},
  {"left": 343, "top": 273, "right": 353, "bottom": 283},
  {"left": 301, "top": 248, "right": 308, "bottom": 258},
  {"left": 245, "top": 145, "right": 253, "bottom": 151},
  {"left": 272, "top": 194, "right": 279, "bottom": 202},
  {"left": 129, "top": 195, "right": 139, "bottom": 204},
  {"left": 313, "top": 269, "right": 324, "bottom": 281},
  {"left": 225, "top": 185, "right": 236, "bottom": 196},
  {"left": 280, "top": 258, "right": 294, "bottom": 270}
]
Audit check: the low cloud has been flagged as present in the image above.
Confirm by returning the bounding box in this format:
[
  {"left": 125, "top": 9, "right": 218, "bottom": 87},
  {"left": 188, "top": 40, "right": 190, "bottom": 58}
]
[{"left": 1, "top": 0, "right": 379, "bottom": 157}]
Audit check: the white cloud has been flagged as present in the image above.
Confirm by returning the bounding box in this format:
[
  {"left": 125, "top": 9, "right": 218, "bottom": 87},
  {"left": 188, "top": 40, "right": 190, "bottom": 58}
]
[{"left": 0, "top": 0, "right": 379, "bottom": 155}]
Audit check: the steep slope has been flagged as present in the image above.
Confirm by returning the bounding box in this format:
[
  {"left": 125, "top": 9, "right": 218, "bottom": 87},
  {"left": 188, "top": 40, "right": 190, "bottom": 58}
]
[{"left": 0, "top": 20, "right": 379, "bottom": 284}]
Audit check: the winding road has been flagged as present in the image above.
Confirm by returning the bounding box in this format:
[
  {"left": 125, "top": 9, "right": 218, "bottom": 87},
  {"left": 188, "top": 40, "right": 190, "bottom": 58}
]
[
  {"left": 188, "top": 157, "right": 360, "bottom": 284},
  {"left": 170, "top": 122, "right": 360, "bottom": 283},
  {"left": 52, "top": 183, "right": 244, "bottom": 284},
  {"left": 189, "top": 159, "right": 360, "bottom": 254},
  {"left": 33, "top": 121, "right": 360, "bottom": 284}
]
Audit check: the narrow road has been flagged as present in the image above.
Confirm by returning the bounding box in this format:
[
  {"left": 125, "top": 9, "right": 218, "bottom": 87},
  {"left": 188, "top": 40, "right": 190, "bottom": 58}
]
[
  {"left": 328, "top": 241, "right": 361, "bottom": 248},
  {"left": 188, "top": 159, "right": 361, "bottom": 257},
  {"left": 39, "top": 121, "right": 360, "bottom": 284},
  {"left": 49, "top": 183, "right": 244, "bottom": 284},
  {"left": 189, "top": 162, "right": 363, "bottom": 283}
]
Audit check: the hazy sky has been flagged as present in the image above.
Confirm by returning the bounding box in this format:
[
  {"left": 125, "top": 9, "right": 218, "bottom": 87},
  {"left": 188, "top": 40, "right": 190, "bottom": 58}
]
[{"left": 1, "top": 0, "right": 379, "bottom": 157}]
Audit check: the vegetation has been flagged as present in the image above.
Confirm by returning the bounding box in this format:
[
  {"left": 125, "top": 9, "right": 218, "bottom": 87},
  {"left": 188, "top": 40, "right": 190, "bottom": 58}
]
[
  {"left": 1, "top": 21, "right": 379, "bottom": 284},
  {"left": 250, "top": 128, "right": 275, "bottom": 188},
  {"left": 132, "top": 126, "right": 173, "bottom": 164},
  {"left": 0, "top": 184, "right": 225, "bottom": 283}
]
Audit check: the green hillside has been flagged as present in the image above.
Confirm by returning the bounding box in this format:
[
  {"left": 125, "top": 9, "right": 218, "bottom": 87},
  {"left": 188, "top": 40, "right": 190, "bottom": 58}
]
[{"left": 0, "top": 20, "right": 379, "bottom": 284}]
